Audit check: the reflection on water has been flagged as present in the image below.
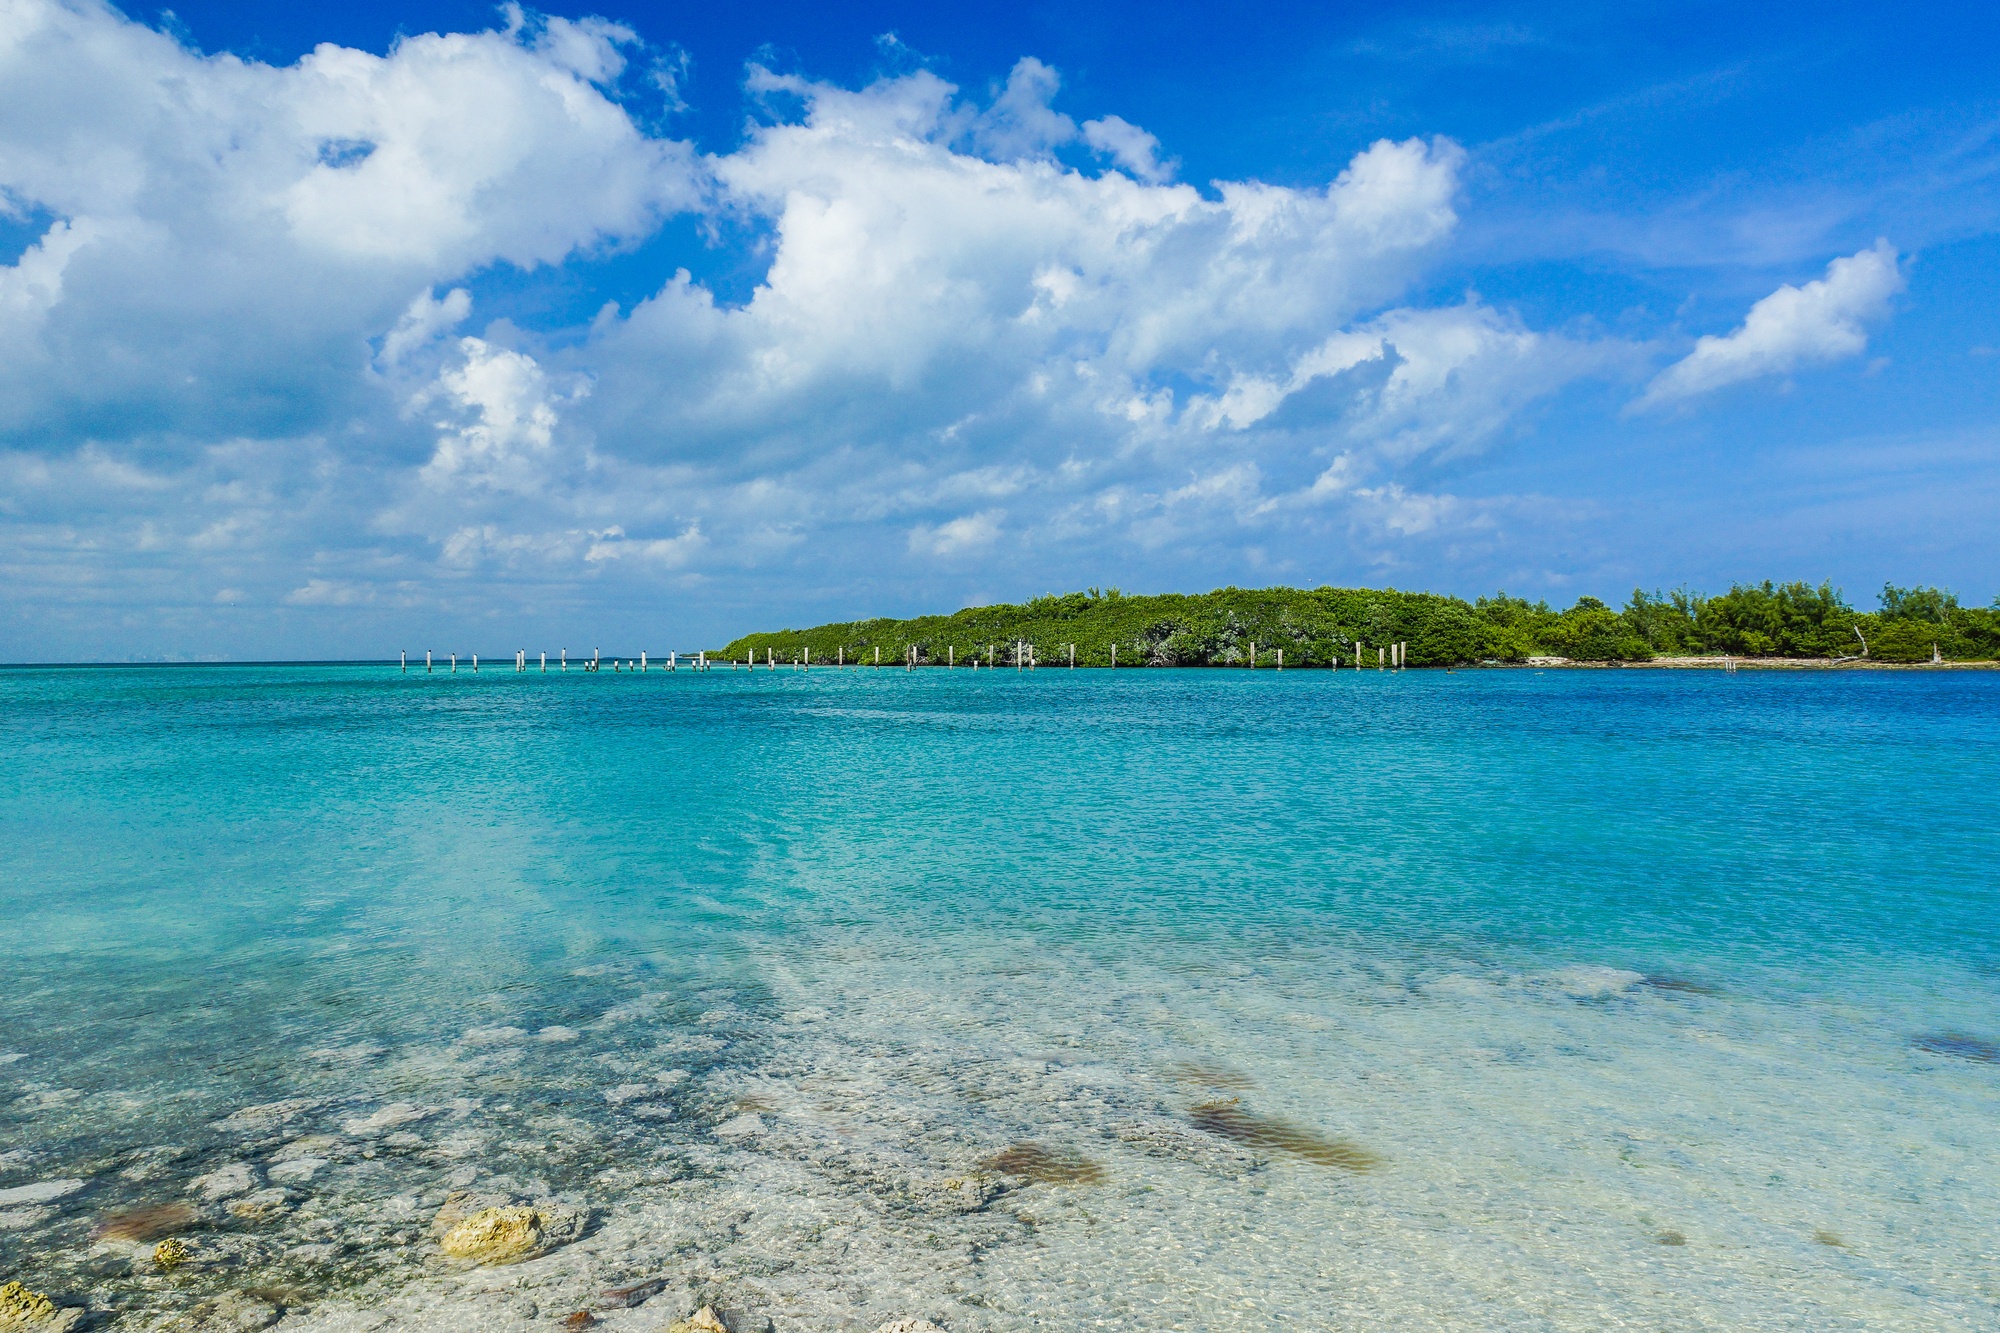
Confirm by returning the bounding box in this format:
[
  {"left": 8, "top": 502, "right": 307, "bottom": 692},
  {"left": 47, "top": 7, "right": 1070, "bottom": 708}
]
[{"left": 1, "top": 664, "right": 1997, "bottom": 1330}]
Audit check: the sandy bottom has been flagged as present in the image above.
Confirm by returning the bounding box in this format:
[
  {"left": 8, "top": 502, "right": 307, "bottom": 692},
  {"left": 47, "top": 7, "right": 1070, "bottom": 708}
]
[{"left": 6, "top": 929, "right": 1998, "bottom": 1332}]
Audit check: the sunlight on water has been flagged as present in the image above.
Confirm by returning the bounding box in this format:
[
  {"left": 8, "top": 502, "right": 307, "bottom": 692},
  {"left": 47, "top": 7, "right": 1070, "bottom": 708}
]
[{"left": 1, "top": 664, "right": 1996, "bottom": 1330}]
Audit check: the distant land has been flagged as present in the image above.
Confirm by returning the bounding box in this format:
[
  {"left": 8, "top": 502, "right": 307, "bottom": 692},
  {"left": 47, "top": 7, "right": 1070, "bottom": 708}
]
[{"left": 718, "top": 582, "right": 2000, "bottom": 667}]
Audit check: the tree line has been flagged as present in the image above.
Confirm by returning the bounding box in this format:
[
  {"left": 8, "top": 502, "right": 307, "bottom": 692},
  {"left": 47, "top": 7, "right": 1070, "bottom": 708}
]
[{"left": 717, "top": 582, "right": 2000, "bottom": 667}]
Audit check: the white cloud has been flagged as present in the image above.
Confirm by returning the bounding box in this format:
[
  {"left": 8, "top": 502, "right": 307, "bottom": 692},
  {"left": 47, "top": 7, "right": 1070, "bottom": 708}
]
[
  {"left": 1638, "top": 240, "right": 1903, "bottom": 408},
  {"left": 0, "top": 5, "right": 1658, "bottom": 654},
  {"left": 420, "top": 337, "right": 579, "bottom": 490},
  {"left": 378, "top": 286, "right": 471, "bottom": 367},
  {"left": 909, "top": 510, "right": 1004, "bottom": 557},
  {"left": 0, "top": 0, "right": 698, "bottom": 447},
  {"left": 1082, "top": 115, "right": 1175, "bottom": 183},
  {"left": 284, "top": 578, "right": 374, "bottom": 606}
]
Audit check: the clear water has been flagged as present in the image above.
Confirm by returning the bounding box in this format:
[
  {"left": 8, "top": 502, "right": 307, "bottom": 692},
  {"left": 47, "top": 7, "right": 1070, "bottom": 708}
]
[{"left": 2, "top": 664, "right": 1997, "bottom": 1331}]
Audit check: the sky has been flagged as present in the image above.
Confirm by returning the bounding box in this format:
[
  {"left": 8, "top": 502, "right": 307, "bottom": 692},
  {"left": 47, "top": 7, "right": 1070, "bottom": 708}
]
[{"left": 3, "top": 1, "right": 1999, "bottom": 659}]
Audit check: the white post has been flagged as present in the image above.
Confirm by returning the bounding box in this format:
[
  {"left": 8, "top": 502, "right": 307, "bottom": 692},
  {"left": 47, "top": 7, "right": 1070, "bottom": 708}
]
[
  {"left": 561, "top": 649, "right": 567, "bottom": 671},
  {"left": 1069, "top": 643, "right": 1075, "bottom": 668},
  {"left": 838, "top": 646, "right": 844, "bottom": 666},
  {"left": 698, "top": 651, "right": 705, "bottom": 670},
  {"left": 1249, "top": 641, "right": 1256, "bottom": 669},
  {"left": 1277, "top": 648, "right": 1283, "bottom": 670},
  {"left": 640, "top": 651, "right": 647, "bottom": 672},
  {"left": 450, "top": 652, "right": 457, "bottom": 673},
  {"left": 540, "top": 652, "right": 546, "bottom": 672},
  {"left": 875, "top": 646, "right": 881, "bottom": 666},
  {"left": 1355, "top": 643, "right": 1361, "bottom": 669},
  {"left": 768, "top": 648, "right": 773, "bottom": 668},
  {"left": 401, "top": 650, "right": 407, "bottom": 673},
  {"left": 949, "top": 645, "right": 955, "bottom": 666},
  {"left": 1378, "top": 647, "right": 1385, "bottom": 669}
]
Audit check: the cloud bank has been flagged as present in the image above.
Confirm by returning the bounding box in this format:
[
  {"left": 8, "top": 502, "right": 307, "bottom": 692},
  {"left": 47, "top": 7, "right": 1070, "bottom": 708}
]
[{"left": 0, "top": 2, "right": 1912, "bottom": 654}]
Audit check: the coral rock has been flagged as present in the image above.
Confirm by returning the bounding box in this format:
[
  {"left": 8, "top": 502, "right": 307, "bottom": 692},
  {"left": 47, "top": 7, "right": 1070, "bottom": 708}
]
[
  {"left": 0, "top": 1280, "right": 82, "bottom": 1330},
  {"left": 153, "top": 1238, "right": 190, "bottom": 1271},
  {"left": 431, "top": 1193, "right": 585, "bottom": 1266},
  {"left": 872, "top": 1323, "right": 948, "bottom": 1333},
  {"left": 666, "top": 1308, "right": 731, "bottom": 1333}
]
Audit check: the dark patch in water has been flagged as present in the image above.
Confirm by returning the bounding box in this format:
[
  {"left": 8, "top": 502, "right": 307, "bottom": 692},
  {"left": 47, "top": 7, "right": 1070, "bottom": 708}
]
[
  {"left": 92, "top": 1201, "right": 200, "bottom": 1242},
  {"left": 980, "top": 1142, "right": 1106, "bottom": 1185},
  {"left": 1643, "top": 975, "right": 1720, "bottom": 996},
  {"left": 1656, "top": 1230, "right": 1686, "bottom": 1246},
  {"left": 1813, "top": 1229, "right": 1845, "bottom": 1247},
  {"left": 1914, "top": 1032, "right": 2000, "bottom": 1062},
  {"left": 1187, "top": 1099, "right": 1381, "bottom": 1172},
  {"left": 1164, "top": 1060, "right": 1255, "bottom": 1090}
]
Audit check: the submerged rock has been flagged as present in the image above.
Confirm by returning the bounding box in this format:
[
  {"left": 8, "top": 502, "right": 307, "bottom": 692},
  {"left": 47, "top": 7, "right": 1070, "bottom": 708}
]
[
  {"left": 0, "top": 1181, "right": 82, "bottom": 1208},
  {"left": 264, "top": 1158, "right": 325, "bottom": 1185},
  {"left": 431, "top": 1192, "right": 586, "bottom": 1266},
  {"left": 189, "top": 1163, "right": 259, "bottom": 1201},
  {"left": 871, "top": 1322, "right": 947, "bottom": 1333},
  {"left": 712, "top": 1114, "right": 763, "bottom": 1140},
  {"left": 341, "top": 1103, "right": 434, "bottom": 1137},
  {"left": 1551, "top": 966, "right": 1646, "bottom": 998},
  {"left": 666, "top": 1307, "right": 764, "bottom": 1333},
  {"left": 666, "top": 1310, "right": 728, "bottom": 1333},
  {"left": 225, "top": 1189, "right": 292, "bottom": 1223},
  {"left": 156, "top": 1291, "right": 280, "bottom": 1332},
  {"left": 209, "top": 1100, "right": 319, "bottom": 1134},
  {"left": 0, "top": 1280, "right": 83, "bottom": 1331},
  {"left": 461, "top": 1026, "right": 528, "bottom": 1047}
]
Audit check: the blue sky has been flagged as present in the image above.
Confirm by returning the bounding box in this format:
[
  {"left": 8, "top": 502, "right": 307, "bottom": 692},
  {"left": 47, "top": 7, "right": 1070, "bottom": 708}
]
[{"left": 2, "top": 1, "right": 1998, "bottom": 658}]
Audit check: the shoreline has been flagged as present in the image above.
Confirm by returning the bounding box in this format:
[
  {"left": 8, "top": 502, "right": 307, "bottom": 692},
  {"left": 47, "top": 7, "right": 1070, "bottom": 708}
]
[{"left": 1504, "top": 656, "right": 2000, "bottom": 670}]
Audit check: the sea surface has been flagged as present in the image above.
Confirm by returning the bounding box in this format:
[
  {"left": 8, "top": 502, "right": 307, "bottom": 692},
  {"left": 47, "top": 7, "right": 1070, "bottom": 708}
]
[{"left": 2, "top": 662, "right": 1997, "bottom": 1332}]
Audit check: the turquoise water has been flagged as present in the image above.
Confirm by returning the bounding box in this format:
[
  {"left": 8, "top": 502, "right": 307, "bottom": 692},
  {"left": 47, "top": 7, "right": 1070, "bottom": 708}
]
[{"left": 2, "top": 664, "right": 1997, "bottom": 1331}]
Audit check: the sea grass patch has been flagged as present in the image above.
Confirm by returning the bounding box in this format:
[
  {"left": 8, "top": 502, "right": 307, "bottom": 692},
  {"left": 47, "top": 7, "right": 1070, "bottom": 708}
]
[
  {"left": 1187, "top": 1100, "right": 1381, "bottom": 1172},
  {"left": 1163, "top": 1060, "right": 1255, "bottom": 1090},
  {"left": 1913, "top": 1032, "right": 2000, "bottom": 1062},
  {"left": 92, "top": 1200, "right": 201, "bottom": 1243},
  {"left": 979, "top": 1142, "right": 1107, "bottom": 1185}
]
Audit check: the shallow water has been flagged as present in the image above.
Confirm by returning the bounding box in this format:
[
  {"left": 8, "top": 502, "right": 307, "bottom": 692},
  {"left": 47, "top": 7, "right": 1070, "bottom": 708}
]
[{"left": 2, "top": 663, "right": 1997, "bottom": 1331}]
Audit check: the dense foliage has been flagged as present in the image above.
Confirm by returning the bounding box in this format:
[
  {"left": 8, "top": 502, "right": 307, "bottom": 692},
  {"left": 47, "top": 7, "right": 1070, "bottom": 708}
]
[{"left": 718, "top": 582, "right": 2000, "bottom": 667}]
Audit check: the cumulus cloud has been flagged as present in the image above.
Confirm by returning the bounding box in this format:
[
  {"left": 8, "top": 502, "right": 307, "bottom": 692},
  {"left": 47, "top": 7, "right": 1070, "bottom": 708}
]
[
  {"left": 0, "top": 4, "right": 1672, "bottom": 654},
  {"left": 1082, "top": 115, "right": 1175, "bottom": 183},
  {"left": 1638, "top": 240, "right": 1904, "bottom": 408}
]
